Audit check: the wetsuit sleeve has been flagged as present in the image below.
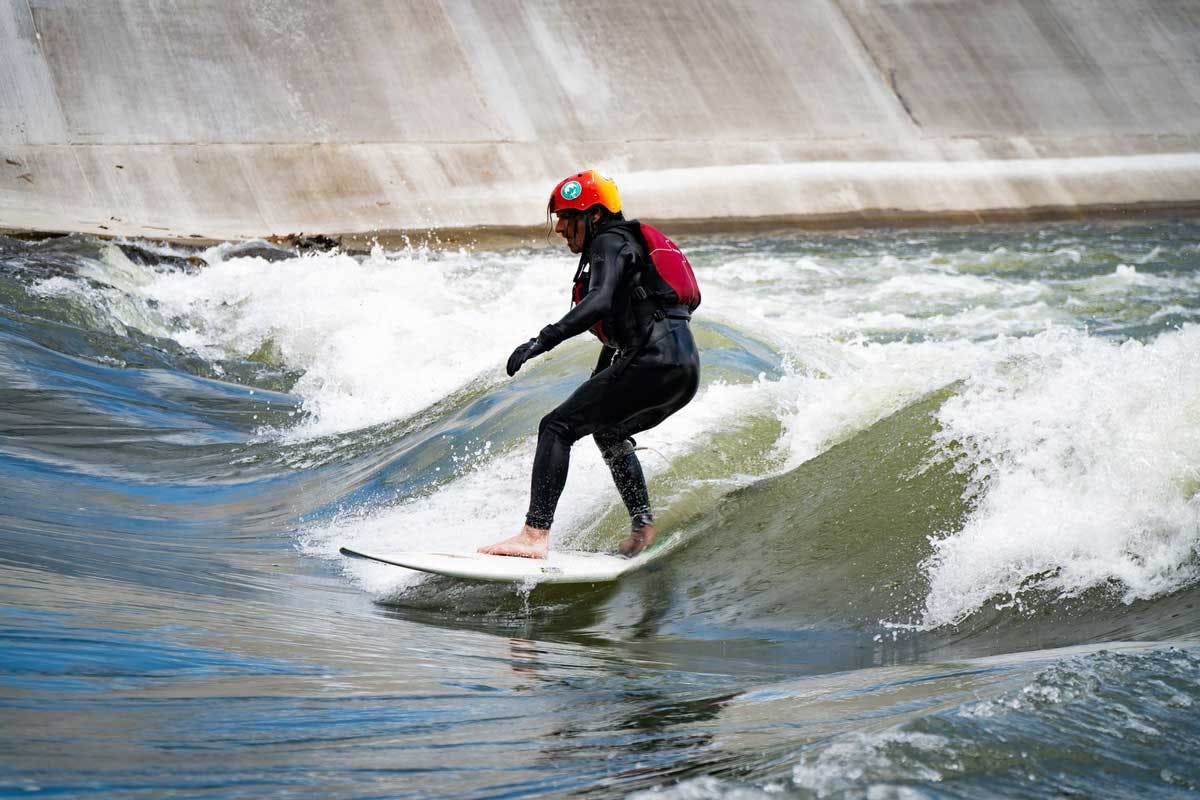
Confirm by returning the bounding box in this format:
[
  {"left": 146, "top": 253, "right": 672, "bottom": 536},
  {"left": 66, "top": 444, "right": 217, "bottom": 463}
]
[{"left": 534, "top": 233, "right": 633, "bottom": 351}]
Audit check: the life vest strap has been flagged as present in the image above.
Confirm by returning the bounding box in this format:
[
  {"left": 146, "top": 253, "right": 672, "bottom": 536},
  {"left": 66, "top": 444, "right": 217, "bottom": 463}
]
[{"left": 632, "top": 284, "right": 691, "bottom": 323}]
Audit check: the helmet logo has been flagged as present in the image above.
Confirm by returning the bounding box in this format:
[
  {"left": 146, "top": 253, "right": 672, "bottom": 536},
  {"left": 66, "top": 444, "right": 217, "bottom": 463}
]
[{"left": 560, "top": 180, "right": 582, "bottom": 201}]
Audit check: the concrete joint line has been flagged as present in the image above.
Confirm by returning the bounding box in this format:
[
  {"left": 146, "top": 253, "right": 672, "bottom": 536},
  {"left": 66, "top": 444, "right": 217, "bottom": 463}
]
[
  {"left": 18, "top": 0, "right": 71, "bottom": 146},
  {"left": 828, "top": 0, "right": 922, "bottom": 133},
  {"left": 22, "top": 0, "right": 39, "bottom": 40}
]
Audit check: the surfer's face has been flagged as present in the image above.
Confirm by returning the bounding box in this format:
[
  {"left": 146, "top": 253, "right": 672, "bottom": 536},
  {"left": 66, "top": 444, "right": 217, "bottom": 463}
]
[{"left": 554, "top": 211, "right": 587, "bottom": 253}]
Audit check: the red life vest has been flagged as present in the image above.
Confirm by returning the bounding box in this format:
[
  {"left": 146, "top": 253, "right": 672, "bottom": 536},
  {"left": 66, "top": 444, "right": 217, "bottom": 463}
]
[
  {"left": 638, "top": 223, "right": 701, "bottom": 310},
  {"left": 571, "top": 223, "right": 701, "bottom": 344}
]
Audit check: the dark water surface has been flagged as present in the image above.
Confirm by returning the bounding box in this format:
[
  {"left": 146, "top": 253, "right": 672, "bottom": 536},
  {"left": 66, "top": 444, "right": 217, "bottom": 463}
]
[{"left": 1, "top": 221, "right": 1198, "bottom": 798}]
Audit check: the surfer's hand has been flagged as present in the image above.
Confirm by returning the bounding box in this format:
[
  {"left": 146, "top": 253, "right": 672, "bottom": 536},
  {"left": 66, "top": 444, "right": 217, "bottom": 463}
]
[{"left": 506, "top": 339, "right": 544, "bottom": 376}]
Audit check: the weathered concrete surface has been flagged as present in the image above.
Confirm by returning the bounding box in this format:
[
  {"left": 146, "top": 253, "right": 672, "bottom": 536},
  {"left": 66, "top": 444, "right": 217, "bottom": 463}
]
[{"left": 1, "top": 0, "right": 1199, "bottom": 240}]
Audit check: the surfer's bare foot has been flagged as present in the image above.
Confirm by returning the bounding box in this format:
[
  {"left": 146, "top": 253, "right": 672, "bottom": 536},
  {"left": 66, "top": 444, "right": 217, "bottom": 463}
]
[
  {"left": 478, "top": 525, "right": 550, "bottom": 559},
  {"left": 618, "top": 523, "right": 656, "bottom": 557}
]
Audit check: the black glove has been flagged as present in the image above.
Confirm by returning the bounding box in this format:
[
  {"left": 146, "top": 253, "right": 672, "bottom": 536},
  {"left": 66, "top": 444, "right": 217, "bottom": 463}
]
[
  {"left": 506, "top": 326, "right": 566, "bottom": 377},
  {"left": 506, "top": 339, "right": 544, "bottom": 376}
]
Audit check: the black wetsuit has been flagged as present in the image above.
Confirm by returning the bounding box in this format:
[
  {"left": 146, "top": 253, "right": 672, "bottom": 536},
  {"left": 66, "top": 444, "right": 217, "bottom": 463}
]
[{"left": 523, "top": 219, "right": 700, "bottom": 530}]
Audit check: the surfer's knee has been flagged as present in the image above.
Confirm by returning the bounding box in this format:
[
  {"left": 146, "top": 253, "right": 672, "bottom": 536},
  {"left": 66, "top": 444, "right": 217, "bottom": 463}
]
[{"left": 538, "top": 410, "right": 579, "bottom": 444}]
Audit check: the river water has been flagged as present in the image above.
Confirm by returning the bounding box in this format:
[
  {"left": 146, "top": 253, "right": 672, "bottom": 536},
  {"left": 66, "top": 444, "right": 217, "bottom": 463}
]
[{"left": 1, "top": 219, "right": 1198, "bottom": 798}]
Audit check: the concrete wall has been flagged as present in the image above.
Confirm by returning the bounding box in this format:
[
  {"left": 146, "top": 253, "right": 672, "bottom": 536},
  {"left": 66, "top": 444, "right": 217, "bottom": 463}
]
[{"left": 1, "top": 0, "right": 1199, "bottom": 240}]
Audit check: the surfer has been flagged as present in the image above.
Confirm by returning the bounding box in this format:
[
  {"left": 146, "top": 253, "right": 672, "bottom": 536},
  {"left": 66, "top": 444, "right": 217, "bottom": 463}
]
[{"left": 479, "top": 170, "right": 701, "bottom": 559}]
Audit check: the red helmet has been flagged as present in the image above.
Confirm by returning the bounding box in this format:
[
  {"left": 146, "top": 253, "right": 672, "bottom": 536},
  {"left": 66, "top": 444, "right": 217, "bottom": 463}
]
[{"left": 548, "top": 170, "right": 622, "bottom": 215}]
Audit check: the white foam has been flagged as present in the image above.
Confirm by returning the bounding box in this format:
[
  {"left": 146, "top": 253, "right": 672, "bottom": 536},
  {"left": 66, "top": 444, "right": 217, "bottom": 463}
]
[
  {"left": 1085, "top": 263, "right": 1186, "bottom": 294},
  {"left": 134, "top": 243, "right": 573, "bottom": 438},
  {"left": 790, "top": 730, "right": 949, "bottom": 796},
  {"left": 104, "top": 230, "right": 1078, "bottom": 444},
  {"left": 31, "top": 245, "right": 175, "bottom": 339},
  {"left": 765, "top": 338, "right": 985, "bottom": 472},
  {"left": 698, "top": 246, "right": 1066, "bottom": 343},
  {"left": 627, "top": 776, "right": 779, "bottom": 800},
  {"left": 922, "top": 325, "right": 1200, "bottom": 626}
]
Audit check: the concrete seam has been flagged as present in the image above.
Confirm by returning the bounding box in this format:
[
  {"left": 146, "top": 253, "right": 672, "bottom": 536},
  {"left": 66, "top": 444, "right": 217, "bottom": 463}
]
[
  {"left": 22, "top": 0, "right": 36, "bottom": 38},
  {"left": 19, "top": 0, "right": 71, "bottom": 146},
  {"left": 888, "top": 68, "right": 918, "bottom": 128},
  {"left": 829, "top": 0, "right": 922, "bottom": 133},
  {"left": 65, "top": 146, "right": 100, "bottom": 219}
]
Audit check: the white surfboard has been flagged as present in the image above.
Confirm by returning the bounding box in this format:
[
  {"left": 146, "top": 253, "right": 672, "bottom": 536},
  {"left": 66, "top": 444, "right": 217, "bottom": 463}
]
[{"left": 338, "top": 545, "right": 659, "bottom": 584}]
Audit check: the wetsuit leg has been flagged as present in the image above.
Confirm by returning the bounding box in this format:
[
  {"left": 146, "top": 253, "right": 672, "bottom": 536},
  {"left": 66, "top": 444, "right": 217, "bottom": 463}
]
[
  {"left": 594, "top": 433, "right": 652, "bottom": 527},
  {"left": 525, "top": 412, "right": 576, "bottom": 529},
  {"left": 524, "top": 358, "right": 699, "bottom": 530}
]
